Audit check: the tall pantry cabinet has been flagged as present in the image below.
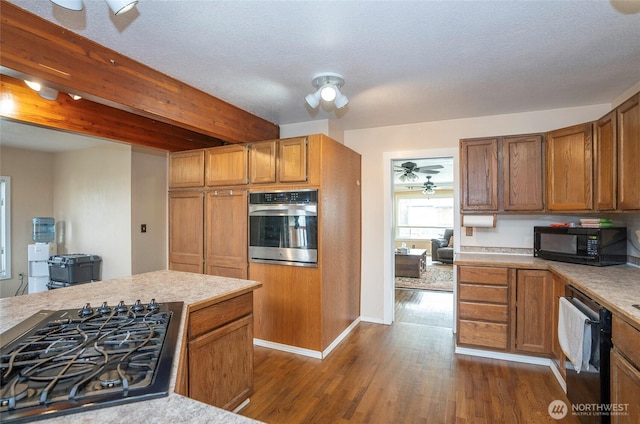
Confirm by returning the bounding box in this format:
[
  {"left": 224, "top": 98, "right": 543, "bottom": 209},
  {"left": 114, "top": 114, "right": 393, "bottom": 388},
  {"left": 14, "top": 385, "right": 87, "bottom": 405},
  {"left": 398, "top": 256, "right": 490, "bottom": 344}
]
[{"left": 168, "top": 145, "right": 249, "bottom": 279}]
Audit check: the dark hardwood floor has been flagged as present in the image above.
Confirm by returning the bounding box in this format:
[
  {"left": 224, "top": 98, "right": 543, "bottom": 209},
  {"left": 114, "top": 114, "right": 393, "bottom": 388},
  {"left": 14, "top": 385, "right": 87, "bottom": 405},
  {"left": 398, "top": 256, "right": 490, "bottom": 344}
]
[{"left": 240, "top": 289, "right": 578, "bottom": 423}]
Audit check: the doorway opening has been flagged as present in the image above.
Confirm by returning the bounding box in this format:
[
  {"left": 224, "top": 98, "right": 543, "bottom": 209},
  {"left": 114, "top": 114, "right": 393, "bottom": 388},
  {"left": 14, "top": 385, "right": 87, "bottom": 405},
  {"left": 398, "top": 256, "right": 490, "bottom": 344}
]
[{"left": 392, "top": 156, "right": 454, "bottom": 328}]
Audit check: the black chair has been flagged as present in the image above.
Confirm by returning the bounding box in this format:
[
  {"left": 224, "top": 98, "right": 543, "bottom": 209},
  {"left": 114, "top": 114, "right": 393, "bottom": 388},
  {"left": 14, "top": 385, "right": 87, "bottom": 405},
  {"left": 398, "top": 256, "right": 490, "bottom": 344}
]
[{"left": 431, "top": 229, "right": 454, "bottom": 264}]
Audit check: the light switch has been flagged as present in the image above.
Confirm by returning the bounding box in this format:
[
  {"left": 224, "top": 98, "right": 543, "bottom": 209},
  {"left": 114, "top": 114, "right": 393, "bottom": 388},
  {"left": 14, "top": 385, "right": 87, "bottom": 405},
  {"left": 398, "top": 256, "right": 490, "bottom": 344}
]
[{"left": 141, "top": 224, "right": 147, "bottom": 233}]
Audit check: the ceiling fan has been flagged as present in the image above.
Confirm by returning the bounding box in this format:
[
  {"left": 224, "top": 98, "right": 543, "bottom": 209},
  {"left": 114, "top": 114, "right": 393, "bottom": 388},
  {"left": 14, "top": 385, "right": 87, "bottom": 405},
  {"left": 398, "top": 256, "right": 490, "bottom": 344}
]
[
  {"left": 394, "top": 161, "right": 443, "bottom": 182},
  {"left": 423, "top": 176, "right": 437, "bottom": 195}
]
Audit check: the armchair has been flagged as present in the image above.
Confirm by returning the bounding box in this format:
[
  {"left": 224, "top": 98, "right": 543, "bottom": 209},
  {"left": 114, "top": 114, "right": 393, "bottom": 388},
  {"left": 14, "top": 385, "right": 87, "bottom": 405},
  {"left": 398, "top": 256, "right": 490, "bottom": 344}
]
[{"left": 431, "top": 229, "right": 454, "bottom": 264}]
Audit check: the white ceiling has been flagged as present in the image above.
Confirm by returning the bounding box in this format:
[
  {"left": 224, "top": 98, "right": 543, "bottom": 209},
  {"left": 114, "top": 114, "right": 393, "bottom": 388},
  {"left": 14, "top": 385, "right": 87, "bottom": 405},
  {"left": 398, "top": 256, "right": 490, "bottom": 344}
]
[{"left": 2, "top": 0, "right": 640, "bottom": 148}]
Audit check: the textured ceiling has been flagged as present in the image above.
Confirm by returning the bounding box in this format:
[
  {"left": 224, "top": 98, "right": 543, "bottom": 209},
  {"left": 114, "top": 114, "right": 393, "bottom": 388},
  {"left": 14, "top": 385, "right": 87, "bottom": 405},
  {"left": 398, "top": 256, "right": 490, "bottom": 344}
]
[{"left": 3, "top": 0, "right": 640, "bottom": 135}]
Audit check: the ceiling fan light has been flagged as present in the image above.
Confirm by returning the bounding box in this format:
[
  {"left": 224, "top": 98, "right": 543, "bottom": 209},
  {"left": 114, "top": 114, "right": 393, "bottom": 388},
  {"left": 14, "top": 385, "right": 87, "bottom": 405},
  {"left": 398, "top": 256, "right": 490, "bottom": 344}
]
[
  {"left": 105, "top": 0, "right": 138, "bottom": 15},
  {"left": 50, "top": 0, "right": 84, "bottom": 11}
]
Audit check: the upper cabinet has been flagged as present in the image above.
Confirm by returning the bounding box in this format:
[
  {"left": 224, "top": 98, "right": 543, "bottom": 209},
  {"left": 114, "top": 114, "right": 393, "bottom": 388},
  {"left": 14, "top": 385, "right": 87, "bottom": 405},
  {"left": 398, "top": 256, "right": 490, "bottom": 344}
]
[
  {"left": 502, "top": 135, "right": 544, "bottom": 211},
  {"left": 461, "top": 135, "right": 544, "bottom": 212},
  {"left": 595, "top": 110, "right": 617, "bottom": 210},
  {"left": 460, "top": 138, "right": 499, "bottom": 211},
  {"left": 249, "top": 137, "right": 308, "bottom": 184},
  {"left": 205, "top": 145, "right": 248, "bottom": 186},
  {"left": 169, "top": 150, "right": 205, "bottom": 188},
  {"left": 617, "top": 93, "right": 640, "bottom": 210},
  {"left": 546, "top": 123, "right": 594, "bottom": 211}
]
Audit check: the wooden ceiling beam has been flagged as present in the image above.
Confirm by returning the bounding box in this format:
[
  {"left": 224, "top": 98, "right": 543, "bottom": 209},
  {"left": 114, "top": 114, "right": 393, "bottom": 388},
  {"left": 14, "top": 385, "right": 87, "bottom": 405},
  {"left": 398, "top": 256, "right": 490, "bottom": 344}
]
[
  {"left": 1, "top": 74, "right": 224, "bottom": 152},
  {"left": 0, "top": 1, "right": 279, "bottom": 146}
]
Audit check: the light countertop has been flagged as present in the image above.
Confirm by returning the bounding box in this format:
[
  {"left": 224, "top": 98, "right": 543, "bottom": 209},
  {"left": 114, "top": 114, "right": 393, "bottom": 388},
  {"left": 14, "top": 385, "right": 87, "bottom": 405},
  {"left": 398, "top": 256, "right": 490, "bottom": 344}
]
[
  {"left": 455, "top": 253, "right": 640, "bottom": 328},
  {"left": 0, "top": 270, "right": 263, "bottom": 424}
]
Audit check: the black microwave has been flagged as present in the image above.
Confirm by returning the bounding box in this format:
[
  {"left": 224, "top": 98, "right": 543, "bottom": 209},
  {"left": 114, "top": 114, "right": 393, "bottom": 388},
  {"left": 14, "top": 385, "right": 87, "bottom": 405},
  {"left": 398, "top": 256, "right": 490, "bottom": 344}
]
[{"left": 533, "top": 226, "right": 627, "bottom": 266}]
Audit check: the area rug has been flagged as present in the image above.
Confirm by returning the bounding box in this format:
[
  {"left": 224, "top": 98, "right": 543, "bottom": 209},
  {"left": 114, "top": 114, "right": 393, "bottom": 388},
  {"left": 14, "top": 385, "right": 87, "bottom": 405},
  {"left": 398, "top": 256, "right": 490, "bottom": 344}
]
[{"left": 395, "top": 264, "right": 454, "bottom": 291}]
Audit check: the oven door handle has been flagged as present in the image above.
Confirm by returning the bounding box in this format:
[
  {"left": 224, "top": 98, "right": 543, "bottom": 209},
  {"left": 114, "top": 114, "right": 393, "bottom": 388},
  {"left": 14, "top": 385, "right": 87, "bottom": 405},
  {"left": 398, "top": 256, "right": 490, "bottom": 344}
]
[{"left": 249, "top": 206, "right": 317, "bottom": 216}]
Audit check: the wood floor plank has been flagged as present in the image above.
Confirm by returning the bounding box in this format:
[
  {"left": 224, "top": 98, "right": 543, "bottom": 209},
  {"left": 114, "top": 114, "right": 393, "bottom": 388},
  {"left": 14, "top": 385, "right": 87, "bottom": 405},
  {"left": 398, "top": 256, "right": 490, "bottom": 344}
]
[{"left": 240, "top": 289, "right": 578, "bottom": 423}]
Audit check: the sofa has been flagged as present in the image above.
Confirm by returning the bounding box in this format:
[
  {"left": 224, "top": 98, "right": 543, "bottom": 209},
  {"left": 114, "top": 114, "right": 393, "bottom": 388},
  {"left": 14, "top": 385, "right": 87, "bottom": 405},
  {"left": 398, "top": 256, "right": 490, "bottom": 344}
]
[{"left": 431, "top": 229, "right": 454, "bottom": 264}]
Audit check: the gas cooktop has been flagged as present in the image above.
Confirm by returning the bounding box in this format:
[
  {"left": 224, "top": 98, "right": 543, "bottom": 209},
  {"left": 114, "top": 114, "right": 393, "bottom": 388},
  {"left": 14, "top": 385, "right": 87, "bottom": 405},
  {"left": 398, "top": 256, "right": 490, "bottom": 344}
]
[{"left": 0, "top": 299, "right": 183, "bottom": 423}]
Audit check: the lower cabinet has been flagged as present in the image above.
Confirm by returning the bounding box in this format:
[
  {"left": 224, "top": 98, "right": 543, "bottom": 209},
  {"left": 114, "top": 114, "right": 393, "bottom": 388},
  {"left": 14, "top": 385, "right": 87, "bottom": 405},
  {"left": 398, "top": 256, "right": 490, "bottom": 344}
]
[
  {"left": 457, "top": 265, "right": 553, "bottom": 356},
  {"left": 181, "top": 292, "right": 254, "bottom": 411},
  {"left": 513, "top": 269, "right": 552, "bottom": 354},
  {"left": 611, "top": 316, "right": 640, "bottom": 423},
  {"left": 169, "top": 191, "right": 204, "bottom": 273},
  {"left": 457, "top": 266, "right": 510, "bottom": 350}
]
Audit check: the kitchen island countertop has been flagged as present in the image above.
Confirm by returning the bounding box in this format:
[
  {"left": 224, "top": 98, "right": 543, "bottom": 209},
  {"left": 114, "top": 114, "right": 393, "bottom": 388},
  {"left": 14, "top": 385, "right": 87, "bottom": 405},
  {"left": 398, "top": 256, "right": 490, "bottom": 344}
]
[
  {"left": 455, "top": 253, "right": 640, "bottom": 328},
  {"left": 0, "top": 270, "right": 263, "bottom": 424}
]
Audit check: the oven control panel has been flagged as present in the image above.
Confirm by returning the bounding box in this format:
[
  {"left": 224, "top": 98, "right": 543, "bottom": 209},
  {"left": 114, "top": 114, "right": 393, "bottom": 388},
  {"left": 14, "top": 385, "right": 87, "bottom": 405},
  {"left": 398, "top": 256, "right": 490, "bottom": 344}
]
[{"left": 250, "top": 189, "right": 318, "bottom": 204}]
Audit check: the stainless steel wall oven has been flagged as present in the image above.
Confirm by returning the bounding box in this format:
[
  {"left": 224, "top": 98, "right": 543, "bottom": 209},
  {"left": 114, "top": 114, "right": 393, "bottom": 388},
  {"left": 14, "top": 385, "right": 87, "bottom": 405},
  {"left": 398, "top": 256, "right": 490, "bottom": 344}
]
[{"left": 249, "top": 189, "right": 318, "bottom": 267}]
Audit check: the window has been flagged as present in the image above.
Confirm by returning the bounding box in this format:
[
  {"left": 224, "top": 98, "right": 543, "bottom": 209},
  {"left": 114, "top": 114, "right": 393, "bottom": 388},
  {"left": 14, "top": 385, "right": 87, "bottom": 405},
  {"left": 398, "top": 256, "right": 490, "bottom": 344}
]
[
  {"left": 396, "top": 194, "right": 453, "bottom": 240},
  {"left": 0, "top": 176, "right": 10, "bottom": 279}
]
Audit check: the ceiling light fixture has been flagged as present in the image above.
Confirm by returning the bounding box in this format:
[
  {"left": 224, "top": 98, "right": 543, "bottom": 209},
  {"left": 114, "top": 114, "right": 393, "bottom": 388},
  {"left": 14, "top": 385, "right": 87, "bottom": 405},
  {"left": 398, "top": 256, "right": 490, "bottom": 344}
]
[
  {"left": 105, "top": 0, "right": 138, "bottom": 15},
  {"left": 50, "top": 0, "right": 83, "bottom": 11},
  {"left": 24, "top": 80, "right": 59, "bottom": 101},
  {"left": 49, "top": 0, "right": 138, "bottom": 15},
  {"left": 68, "top": 93, "right": 82, "bottom": 100},
  {"left": 305, "top": 73, "right": 349, "bottom": 109}
]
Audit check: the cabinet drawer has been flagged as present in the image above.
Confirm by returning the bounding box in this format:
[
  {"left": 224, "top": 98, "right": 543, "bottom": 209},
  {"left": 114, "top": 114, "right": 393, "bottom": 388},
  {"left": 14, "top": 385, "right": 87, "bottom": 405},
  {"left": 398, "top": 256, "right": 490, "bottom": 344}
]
[
  {"left": 189, "top": 293, "right": 253, "bottom": 339},
  {"left": 459, "top": 301, "right": 508, "bottom": 323},
  {"left": 458, "top": 320, "right": 508, "bottom": 350},
  {"left": 458, "top": 266, "right": 508, "bottom": 285},
  {"left": 459, "top": 283, "right": 508, "bottom": 304},
  {"left": 612, "top": 316, "right": 640, "bottom": 367}
]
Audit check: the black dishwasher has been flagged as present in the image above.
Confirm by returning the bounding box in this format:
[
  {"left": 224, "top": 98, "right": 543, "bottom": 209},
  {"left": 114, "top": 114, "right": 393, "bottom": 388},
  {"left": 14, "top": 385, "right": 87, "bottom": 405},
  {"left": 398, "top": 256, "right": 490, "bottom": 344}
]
[{"left": 564, "top": 285, "right": 612, "bottom": 424}]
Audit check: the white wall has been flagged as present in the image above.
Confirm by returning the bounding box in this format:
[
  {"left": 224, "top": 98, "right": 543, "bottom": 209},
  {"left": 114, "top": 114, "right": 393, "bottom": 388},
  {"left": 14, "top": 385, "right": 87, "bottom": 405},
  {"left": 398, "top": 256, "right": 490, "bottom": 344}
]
[
  {"left": 131, "top": 147, "right": 168, "bottom": 274},
  {"left": 0, "top": 147, "right": 54, "bottom": 298},
  {"left": 53, "top": 144, "right": 132, "bottom": 280},
  {"left": 344, "top": 103, "right": 615, "bottom": 324}
]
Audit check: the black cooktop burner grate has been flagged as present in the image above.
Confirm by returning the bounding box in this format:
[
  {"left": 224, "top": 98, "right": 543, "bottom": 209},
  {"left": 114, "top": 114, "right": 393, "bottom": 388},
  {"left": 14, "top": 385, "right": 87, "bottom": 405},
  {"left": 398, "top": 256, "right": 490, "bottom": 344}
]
[{"left": 0, "top": 300, "right": 183, "bottom": 423}]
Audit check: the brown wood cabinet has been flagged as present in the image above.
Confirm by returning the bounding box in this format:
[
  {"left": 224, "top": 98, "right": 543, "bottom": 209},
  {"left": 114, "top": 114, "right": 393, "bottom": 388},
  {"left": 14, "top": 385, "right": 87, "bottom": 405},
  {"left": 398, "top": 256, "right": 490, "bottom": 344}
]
[
  {"left": 617, "top": 93, "right": 640, "bottom": 210},
  {"left": 611, "top": 315, "right": 640, "bottom": 423},
  {"left": 461, "top": 135, "right": 544, "bottom": 212},
  {"left": 460, "top": 138, "right": 499, "bottom": 211},
  {"left": 546, "top": 122, "right": 594, "bottom": 211},
  {"left": 457, "top": 265, "right": 555, "bottom": 356},
  {"left": 204, "top": 189, "right": 248, "bottom": 279},
  {"left": 168, "top": 191, "right": 204, "bottom": 273},
  {"left": 502, "top": 135, "right": 544, "bottom": 211},
  {"left": 550, "top": 274, "right": 567, "bottom": 380},
  {"left": 513, "top": 269, "right": 552, "bottom": 355},
  {"left": 169, "top": 150, "right": 205, "bottom": 188},
  {"left": 206, "top": 144, "right": 248, "bottom": 186},
  {"left": 457, "top": 266, "right": 510, "bottom": 350},
  {"left": 184, "top": 292, "right": 254, "bottom": 411},
  {"left": 595, "top": 110, "right": 617, "bottom": 210},
  {"left": 249, "top": 137, "right": 308, "bottom": 184}
]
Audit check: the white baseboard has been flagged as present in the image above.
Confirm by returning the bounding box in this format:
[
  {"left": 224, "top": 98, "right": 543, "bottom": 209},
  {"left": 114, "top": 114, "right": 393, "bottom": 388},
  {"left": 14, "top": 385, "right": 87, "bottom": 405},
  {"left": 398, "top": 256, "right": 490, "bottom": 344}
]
[
  {"left": 254, "top": 317, "right": 361, "bottom": 359},
  {"left": 253, "top": 339, "right": 323, "bottom": 358},
  {"left": 455, "top": 346, "right": 552, "bottom": 366},
  {"left": 232, "top": 398, "right": 250, "bottom": 413},
  {"left": 550, "top": 360, "right": 567, "bottom": 393},
  {"left": 360, "top": 316, "right": 388, "bottom": 325}
]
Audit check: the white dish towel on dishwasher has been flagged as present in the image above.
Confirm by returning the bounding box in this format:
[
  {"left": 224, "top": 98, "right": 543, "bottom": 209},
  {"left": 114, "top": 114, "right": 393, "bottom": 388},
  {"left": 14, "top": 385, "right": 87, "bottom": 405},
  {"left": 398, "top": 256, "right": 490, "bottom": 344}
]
[{"left": 558, "top": 297, "right": 592, "bottom": 373}]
